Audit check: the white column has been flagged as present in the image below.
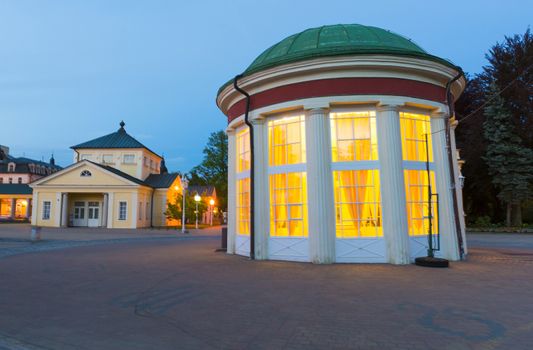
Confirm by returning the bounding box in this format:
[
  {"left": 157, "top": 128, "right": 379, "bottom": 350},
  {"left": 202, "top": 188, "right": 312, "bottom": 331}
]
[
  {"left": 450, "top": 120, "right": 468, "bottom": 255},
  {"left": 252, "top": 118, "right": 269, "bottom": 260},
  {"left": 26, "top": 199, "right": 32, "bottom": 219},
  {"left": 227, "top": 129, "right": 237, "bottom": 254},
  {"left": 31, "top": 192, "right": 39, "bottom": 225},
  {"left": 305, "top": 108, "right": 336, "bottom": 264},
  {"left": 130, "top": 192, "right": 138, "bottom": 228},
  {"left": 60, "top": 193, "right": 69, "bottom": 227},
  {"left": 54, "top": 192, "right": 61, "bottom": 227},
  {"left": 107, "top": 192, "right": 114, "bottom": 228},
  {"left": 102, "top": 193, "right": 109, "bottom": 228},
  {"left": 431, "top": 114, "right": 461, "bottom": 261},
  {"left": 376, "top": 105, "right": 410, "bottom": 264}
]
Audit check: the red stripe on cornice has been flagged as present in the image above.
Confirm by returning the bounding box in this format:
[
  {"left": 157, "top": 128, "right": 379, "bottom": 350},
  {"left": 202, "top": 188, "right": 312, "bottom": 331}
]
[{"left": 226, "top": 77, "right": 446, "bottom": 122}]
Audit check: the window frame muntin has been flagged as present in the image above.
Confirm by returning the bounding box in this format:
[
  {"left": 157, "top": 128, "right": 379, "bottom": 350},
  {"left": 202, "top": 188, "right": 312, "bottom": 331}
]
[
  {"left": 329, "top": 107, "right": 383, "bottom": 239},
  {"left": 267, "top": 112, "right": 308, "bottom": 238}
]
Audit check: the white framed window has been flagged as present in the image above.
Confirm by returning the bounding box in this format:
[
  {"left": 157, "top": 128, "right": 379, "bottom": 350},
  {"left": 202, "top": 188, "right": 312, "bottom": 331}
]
[
  {"left": 118, "top": 201, "right": 127, "bottom": 220},
  {"left": 144, "top": 157, "right": 148, "bottom": 166},
  {"left": 7, "top": 163, "right": 15, "bottom": 172},
  {"left": 399, "top": 111, "right": 437, "bottom": 236},
  {"left": 80, "top": 154, "right": 91, "bottom": 161},
  {"left": 17, "top": 177, "right": 22, "bottom": 184},
  {"left": 268, "top": 114, "right": 308, "bottom": 237},
  {"left": 42, "top": 201, "right": 51, "bottom": 220},
  {"left": 102, "top": 154, "right": 114, "bottom": 164},
  {"left": 236, "top": 127, "right": 251, "bottom": 235},
  {"left": 123, "top": 154, "right": 135, "bottom": 164},
  {"left": 330, "top": 110, "right": 382, "bottom": 238}
]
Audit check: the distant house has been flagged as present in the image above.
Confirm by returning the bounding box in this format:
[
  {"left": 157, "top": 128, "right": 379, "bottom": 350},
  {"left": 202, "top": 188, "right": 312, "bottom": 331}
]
[
  {"left": 0, "top": 145, "right": 61, "bottom": 221},
  {"left": 30, "top": 122, "right": 181, "bottom": 228},
  {"left": 188, "top": 185, "right": 217, "bottom": 224}
]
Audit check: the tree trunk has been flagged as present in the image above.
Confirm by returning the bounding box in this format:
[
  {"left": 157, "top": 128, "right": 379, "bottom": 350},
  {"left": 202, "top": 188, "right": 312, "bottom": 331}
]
[
  {"left": 506, "top": 202, "right": 512, "bottom": 227},
  {"left": 512, "top": 202, "right": 522, "bottom": 227}
]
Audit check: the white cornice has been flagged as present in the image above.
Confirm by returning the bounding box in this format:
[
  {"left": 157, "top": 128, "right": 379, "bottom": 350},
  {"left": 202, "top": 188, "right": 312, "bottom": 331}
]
[{"left": 218, "top": 55, "right": 465, "bottom": 115}]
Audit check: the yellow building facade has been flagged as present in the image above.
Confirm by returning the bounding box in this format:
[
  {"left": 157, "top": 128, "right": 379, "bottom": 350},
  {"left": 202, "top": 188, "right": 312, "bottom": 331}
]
[{"left": 30, "top": 122, "right": 181, "bottom": 228}]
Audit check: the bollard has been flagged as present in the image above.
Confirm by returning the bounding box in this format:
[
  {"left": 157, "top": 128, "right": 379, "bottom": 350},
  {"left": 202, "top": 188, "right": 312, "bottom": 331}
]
[
  {"left": 215, "top": 227, "right": 227, "bottom": 252},
  {"left": 31, "top": 226, "right": 41, "bottom": 242}
]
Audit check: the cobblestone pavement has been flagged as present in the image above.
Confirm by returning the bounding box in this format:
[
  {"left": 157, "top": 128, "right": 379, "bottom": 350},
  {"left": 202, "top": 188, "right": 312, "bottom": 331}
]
[{"left": 0, "top": 229, "right": 532, "bottom": 349}]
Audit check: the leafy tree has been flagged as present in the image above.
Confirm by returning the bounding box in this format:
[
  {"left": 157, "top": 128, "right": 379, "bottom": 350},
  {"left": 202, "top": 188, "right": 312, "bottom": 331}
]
[
  {"left": 483, "top": 83, "right": 533, "bottom": 226},
  {"left": 165, "top": 193, "right": 207, "bottom": 225},
  {"left": 455, "top": 28, "right": 533, "bottom": 225},
  {"left": 190, "top": 130, "right": 228, "bottom": 211}
]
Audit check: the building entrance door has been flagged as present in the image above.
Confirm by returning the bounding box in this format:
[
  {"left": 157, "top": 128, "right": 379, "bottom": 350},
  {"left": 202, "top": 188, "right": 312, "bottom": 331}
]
[
  {"left": 73, "top": 201, "right": 87, "bottom": 226},
  {"left": 87, "top": 202, "right": 100, "bottom": 227}
]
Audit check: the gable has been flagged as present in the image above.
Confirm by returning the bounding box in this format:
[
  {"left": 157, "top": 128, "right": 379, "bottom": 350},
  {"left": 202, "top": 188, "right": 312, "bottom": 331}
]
[{"left": 33, "top": 163, "right": 140, "bottom": 187}]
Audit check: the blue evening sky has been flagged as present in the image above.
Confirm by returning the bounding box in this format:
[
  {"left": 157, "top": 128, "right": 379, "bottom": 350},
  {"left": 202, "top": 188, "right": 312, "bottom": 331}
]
[{"left": 0, "top": 0, "right": 531, "bottom": 172}]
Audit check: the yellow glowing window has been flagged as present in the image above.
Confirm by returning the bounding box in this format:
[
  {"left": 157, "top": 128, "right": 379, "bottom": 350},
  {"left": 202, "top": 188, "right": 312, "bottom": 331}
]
[
  {"left": 400, "top": 112, "right": 433, "bottom": 162},
  {"left": 331, "top": 111, "right": 378, "bottom": 161},
  {"left": 269, "top": 172, "right": 307, "bottom": 237},
  {"left": 236, "top": 178, "right": 250, "bottom": 235},
  {"left": 237, "top": 128, "right": 251, "bottom": 173},
  {"left": 0, "top": 199, "right": 12, "bottom": 217},
  {"left": 404, "top": 170, "right": 438, "bottom": 236},
  {"left": 333, "top": 170, "right": 382, "bottom": 238},
  {"left": 268, "top": 115, "right": 306, "bottom": 166}
]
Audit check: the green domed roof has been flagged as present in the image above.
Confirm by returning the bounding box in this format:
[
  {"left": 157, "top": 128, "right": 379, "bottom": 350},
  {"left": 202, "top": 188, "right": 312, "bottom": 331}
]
[
  {"left": 218, "top": 24, "right": 460, "bottom": 96},
  {"left": 244, "top": 24, "right": 454, "bottom": 75}
]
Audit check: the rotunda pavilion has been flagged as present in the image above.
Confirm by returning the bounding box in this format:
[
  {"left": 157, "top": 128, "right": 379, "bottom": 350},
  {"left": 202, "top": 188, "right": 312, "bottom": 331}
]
[{"left": 217, "top": 24, "right": 467, "bottom": 264}]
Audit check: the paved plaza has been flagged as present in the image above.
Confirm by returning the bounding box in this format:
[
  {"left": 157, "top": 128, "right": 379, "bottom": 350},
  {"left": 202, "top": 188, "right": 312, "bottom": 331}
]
[{"left": 0, "top": 225, "right": 532, "bottom": 349}]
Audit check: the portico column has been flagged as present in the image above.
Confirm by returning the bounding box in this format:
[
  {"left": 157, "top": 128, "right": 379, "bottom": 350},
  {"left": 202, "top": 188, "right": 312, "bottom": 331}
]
[
  {"left": 305, "top": 108, "right": 336, "bottom": 264},
  {"left": 431, "top": 113, "right": 461, "bottom": 261},
  {"left": 376, "top": 105, "right": 410, "bottom": 264},
  {"left": 226, "top": 128, "right": 237, "bottom": 254},
  {"left": 102, "top": 193, "right": 109, "bottom": 228},
  {"left": 60, "top": 193, "right": 69, "bottom": 227},
  {"left": 107, "top": 192, "right": 114, "bottom": 228},
  {"left": 450, "top": 119, "right": 468, "bottom": 255},
  {"left": 31, "top": 192, "right": 39, "bottom": 225},
  {"left": 26, "top": 199, "right": 32, "bottom": 219},
  {"left": 252, "top": 118, "right": 269, "bottom": 260}
]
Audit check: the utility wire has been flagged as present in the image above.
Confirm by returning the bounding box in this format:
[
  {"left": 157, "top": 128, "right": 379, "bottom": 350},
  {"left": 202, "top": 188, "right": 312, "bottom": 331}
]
[
  {"left": 430, "top": 62, "right": 533, "bottom": 136},
  {"left": 457, "top": 62, "right": 533, "bottom": 125}
]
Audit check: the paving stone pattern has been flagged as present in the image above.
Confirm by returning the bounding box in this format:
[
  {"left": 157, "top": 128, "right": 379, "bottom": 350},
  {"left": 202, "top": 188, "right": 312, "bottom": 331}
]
[{"left": 0, "top": 227, "right": 532, "bottom": 349}]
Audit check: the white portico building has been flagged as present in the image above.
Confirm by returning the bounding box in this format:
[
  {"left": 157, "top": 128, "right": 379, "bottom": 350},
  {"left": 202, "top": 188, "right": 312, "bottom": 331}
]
[{"left": 217, "top": 24, "right": 467, "bottom": 264}]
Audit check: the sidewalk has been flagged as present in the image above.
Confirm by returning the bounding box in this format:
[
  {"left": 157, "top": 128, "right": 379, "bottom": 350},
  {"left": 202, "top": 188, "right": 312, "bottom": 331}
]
[{"left": 0, "top": 223, "right": 222, "bottom": 242}]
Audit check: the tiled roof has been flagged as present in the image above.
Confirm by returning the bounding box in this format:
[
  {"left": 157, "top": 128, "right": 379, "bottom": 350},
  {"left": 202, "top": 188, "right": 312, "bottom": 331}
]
[
  {"left": 0, "top": 184, "right": 32, "bottom": 195},
  {"left": 71, "top": 122, "right": 161, "bottom": 157},
  {"left": 144, "top": 173, "right": 179, "bottom": 188},
  {"left": 0, "top": 154, "right": 62, "bottom": 174}
]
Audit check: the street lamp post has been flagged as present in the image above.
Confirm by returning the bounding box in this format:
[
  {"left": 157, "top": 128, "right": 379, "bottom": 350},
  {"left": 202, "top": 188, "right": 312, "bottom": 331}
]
[
  {"left": 209, "top": 199, "right": 215, "bottom": 226},
  {"left": 194, "top": 194, "right": 201, "bottom": 229},
  {"left": 181, "top": 177, "right": 189, "bottom": 234}
]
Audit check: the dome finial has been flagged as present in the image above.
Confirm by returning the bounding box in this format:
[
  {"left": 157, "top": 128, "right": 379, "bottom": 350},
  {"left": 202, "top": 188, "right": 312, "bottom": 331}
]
[{"left": 120, "top": 120, "right": 125, "bottom": 129}]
